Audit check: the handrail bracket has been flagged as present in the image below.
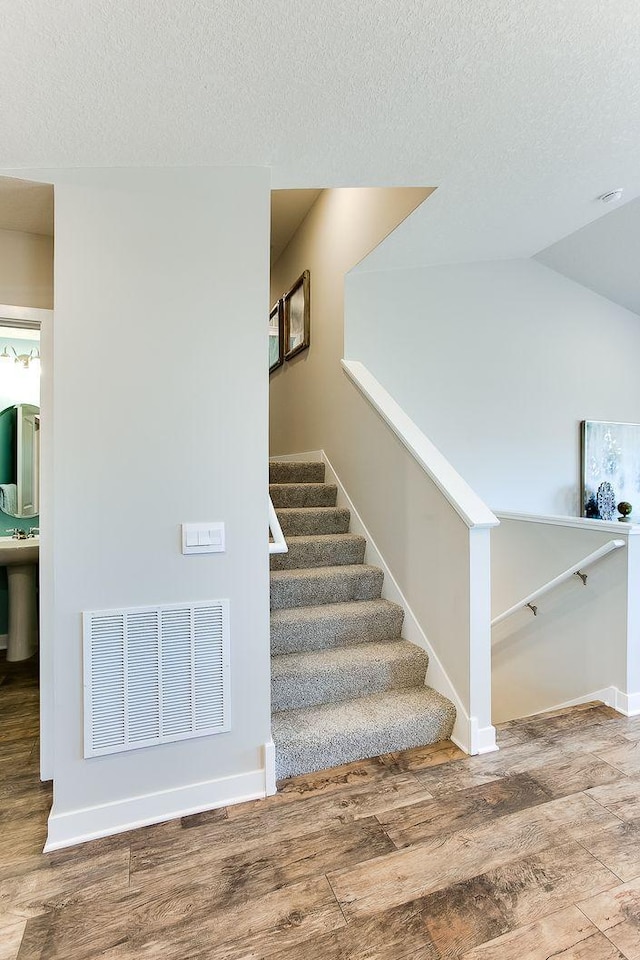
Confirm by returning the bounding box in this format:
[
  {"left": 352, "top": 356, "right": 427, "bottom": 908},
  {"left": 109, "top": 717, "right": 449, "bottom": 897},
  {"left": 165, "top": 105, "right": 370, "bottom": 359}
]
[{"left": 492, "top": 538, "right": 625, "bottom": 628}]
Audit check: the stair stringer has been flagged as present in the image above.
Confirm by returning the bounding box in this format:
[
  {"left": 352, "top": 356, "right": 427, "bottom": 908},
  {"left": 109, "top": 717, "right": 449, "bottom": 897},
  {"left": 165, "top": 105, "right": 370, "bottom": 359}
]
[{"left": 318, "top": 450, "right": 495, "bottom": 756}]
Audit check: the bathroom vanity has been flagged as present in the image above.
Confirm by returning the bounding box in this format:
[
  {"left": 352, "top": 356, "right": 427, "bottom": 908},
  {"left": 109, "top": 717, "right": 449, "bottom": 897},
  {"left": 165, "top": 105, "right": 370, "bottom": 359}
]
[{"left": 0, "top": 535, "right": 38, "bottom": 660}]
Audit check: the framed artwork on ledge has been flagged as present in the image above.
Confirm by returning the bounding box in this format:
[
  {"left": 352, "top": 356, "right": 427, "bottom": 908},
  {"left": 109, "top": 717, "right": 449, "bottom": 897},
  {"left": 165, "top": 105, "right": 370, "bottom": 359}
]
[
  {"left": 269, "top": 300, "right": 283, "bottom": 374},
  {"left": 283, "top": 270, "right": 310, "bottom": 360},
  {"left": 581, "top": 420, "right": 640, "bottom": 521}
]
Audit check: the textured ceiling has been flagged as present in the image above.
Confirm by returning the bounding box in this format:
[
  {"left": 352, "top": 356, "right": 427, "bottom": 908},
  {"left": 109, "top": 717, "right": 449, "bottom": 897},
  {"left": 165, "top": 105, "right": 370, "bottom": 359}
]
[{"left": 2, "top": 2, "right": 640, "bottom": 263}]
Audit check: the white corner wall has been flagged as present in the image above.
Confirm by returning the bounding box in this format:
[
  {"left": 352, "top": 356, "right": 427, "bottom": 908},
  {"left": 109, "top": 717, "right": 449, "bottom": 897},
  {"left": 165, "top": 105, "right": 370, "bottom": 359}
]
[
  {"left": 13, "top": 167, "right": 272, "bottom": 847},
  {"left": 346, "top": 258, "right": 640, "bottom": 515},
  {"left": 491, "top": 518, "right": 640, "bottom": 722}
]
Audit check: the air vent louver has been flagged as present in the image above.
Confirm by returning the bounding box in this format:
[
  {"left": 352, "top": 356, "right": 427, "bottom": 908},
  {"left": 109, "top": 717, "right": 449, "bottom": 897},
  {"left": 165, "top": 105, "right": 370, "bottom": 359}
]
[{"left": 83, "top": 601, "right": 230, "bottom": 757}]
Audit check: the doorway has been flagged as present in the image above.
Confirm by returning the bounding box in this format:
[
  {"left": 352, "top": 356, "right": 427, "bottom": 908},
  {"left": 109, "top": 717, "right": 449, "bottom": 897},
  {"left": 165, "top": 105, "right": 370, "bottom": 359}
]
[{"left": 0, "top": 177, "right": 54, "bottom": 793}]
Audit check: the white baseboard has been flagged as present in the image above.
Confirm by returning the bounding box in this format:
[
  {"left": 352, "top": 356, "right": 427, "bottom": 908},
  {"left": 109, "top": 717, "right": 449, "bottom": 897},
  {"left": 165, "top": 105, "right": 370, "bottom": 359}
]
[
  {"left": 45, "top": 764, "right": 269, "bottom": 851},
  {"left": 612, "top": 689, "right": 640, "bottom": 716},
  {"left": 508, "top": 686, "right": 640, "bottom": 722},
  {"left": 0, "top": 634, "right": 7, "bottom": 651},
  {"left": 452, "top": 717, "right": 498, "bottom": 755},
  {"left": 321, "top": 451, "right": 484, "bottom": 755},
  {"left": 269, "top": 450, "right": 323, "bottom": 462}
]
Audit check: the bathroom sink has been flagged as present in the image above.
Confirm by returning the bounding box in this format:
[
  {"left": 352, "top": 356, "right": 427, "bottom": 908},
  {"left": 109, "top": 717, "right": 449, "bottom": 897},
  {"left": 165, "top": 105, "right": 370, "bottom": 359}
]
[{"left": 0, "top": 536, "right": 39, "bottom": 565}]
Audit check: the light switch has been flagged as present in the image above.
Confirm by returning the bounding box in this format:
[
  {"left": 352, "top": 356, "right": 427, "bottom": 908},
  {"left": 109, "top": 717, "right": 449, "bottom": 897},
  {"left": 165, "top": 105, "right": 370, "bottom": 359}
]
[{"left": 182, "top": 522, "right": 225, "bottom": 554}]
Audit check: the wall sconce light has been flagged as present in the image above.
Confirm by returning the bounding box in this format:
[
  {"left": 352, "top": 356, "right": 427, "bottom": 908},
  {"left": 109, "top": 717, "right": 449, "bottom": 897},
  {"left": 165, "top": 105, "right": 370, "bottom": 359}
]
[{"left": 0, "top": 346, "right": 40, "bottom": 369}]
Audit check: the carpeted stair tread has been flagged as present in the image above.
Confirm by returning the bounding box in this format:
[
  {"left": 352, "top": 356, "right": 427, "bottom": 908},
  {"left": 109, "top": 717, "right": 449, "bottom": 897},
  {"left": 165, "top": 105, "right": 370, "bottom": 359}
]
[
  {"left": 269, "top": 461, "right": 325, "bottom": 484},
  {"left": 270, "top": 598, "right": 405, "bottom": 655},
  {"left": 270, "top": 483, "right": 338, "bottom": 509},
  {"left": 272, "top": 687, "right": 457, "bottom": 780},
  {"left": 271, "top": 640, "right": 429, "bottom": 712},
  {"left": 270, "top": 564, "right": 384, "bottom": 610},
  {"left": 276, "top": 507, "right": 351, "bottom": 537},
  {"left": 270, "top": 533, "right": 366, "bottom": 571}
]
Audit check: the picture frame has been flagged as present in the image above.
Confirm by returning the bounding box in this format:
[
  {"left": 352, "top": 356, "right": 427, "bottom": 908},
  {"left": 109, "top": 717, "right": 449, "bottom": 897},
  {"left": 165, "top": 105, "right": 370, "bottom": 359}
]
[
  {"left": 283, "top": 270, "right": 310, "bottom": 360},
  {"left": 580, "top": 419, "right": 640, "bottom": 520},
  {"left": 269, "top": 300, "right": 284, "bottom": 374}
]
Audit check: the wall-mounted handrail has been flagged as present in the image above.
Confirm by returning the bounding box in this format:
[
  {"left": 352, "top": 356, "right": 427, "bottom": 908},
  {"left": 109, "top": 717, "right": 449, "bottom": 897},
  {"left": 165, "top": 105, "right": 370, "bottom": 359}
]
[
  {"left": 492, "top": 538, "right": 625, "bottom": 627},
  {"left": 268, "top": 496, "right": 288, "bottom": 555}
]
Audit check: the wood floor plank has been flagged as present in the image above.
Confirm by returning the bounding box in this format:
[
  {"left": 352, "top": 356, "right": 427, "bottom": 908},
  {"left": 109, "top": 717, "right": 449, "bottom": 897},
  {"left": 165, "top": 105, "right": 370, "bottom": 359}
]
[
  {"left": 587, "top": 776, "right": 640, "bottom": 822},
  {"left": 228, "top": 755, "right": 405, "bottom": 816},
  {"left": 499, "top": 704, "right": 620, "bottom": 736},
  {"left": 0, "top": 847, "right": 131, "bottom": 919},
  {"left": 579, "top": 876, "right": 640, "bottom": 959},
  {"left": 458, "top": 905, "right": 622, "bottom": 958},
  {"left": 526, "top": 752, "right": 623, "bottom": 799},
  {"left": 131, "top": 817, "right": 395, "bottom": 901},
  {"left": 418, "top": 840, "right": 617, "bottom": 958},
  {"left": 328, "top": 792, "right": 619, "bottom": 920},
  {"left": 580, "top": 821, "right": 640, "bottom": 883},
  {"left": 21, "top": 876, "right": 346, "bottom": 960},
  {"left": 411, "top": 739, "right": 573, "bottom": 796},
  {"left": 255, "top": 895, "right": 442, "bottom": 960},
  {"left": 0, "top": 915, "right": 26, "bottom": 960},
  {"left": 377, "top": 772, "right": 551, "bottom": 848},
  {"left": 381, "top": 741, "right": 467, "bottom": 772},
  {"left": 596, "top": 741, "right": 640, "bottom": 776}
]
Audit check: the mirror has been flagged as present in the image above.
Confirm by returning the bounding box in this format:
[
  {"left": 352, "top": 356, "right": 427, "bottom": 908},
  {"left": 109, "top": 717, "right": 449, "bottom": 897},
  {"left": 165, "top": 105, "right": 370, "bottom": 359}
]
[{"left": 0, "top": 403, "right": 40, "bottom": 519}]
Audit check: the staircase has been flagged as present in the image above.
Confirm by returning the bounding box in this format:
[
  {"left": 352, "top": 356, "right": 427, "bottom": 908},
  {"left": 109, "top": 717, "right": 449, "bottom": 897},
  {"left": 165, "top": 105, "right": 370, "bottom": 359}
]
[{"left": 269, "top": 459, "right": 456, "bottom": 780}]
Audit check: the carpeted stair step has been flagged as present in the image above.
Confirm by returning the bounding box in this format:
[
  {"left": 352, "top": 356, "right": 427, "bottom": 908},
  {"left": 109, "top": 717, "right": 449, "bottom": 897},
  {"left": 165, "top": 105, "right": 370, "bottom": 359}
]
[
  {"left": 270, "top": 483, "right": 337, "bottom": 509},
  {"left": 272, "top": 687, "right": 457, "bottom": 780},
  {"left": 269, "top": 460, "right": 325, "bottom": 484},
  {"left": 270, "top": 534, "right": 366, "bottom": 571},
  {"left": 270, "top": 565, "right": 384, "bottom": 610},
  {"left": 271, "top": 641, "right": 429, "bottom": 712},
  {"left": 276, "top": 507, "right": 351, "bottom": 537},
  {"left": 270, "top": 599, "right": 405, "bottom": 655}
]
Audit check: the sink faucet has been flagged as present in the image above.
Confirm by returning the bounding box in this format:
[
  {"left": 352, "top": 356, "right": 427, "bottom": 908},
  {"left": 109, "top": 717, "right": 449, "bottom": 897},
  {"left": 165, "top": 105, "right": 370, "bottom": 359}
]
[
  {"left": 9, "top": 529, "right": 27, "bottom": 540},
  {"left": 28, "top": 527, "right": 39, "bottom": 538}
]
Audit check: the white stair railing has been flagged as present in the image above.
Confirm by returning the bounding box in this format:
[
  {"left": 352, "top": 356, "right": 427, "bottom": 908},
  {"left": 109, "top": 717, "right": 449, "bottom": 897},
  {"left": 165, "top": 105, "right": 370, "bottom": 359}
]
[
  {"left": 268, "top": 496, "right": 288, "bottom": 555},
  {"left": 492, "top": 538, "right": 625, "bottom": 628}
]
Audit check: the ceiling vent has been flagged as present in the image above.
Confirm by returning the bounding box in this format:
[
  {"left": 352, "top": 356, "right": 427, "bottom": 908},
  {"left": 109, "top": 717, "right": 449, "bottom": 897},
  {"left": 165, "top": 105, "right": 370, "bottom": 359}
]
[{"left": 83, "top": 600, "right": 230, "bottom": 758}]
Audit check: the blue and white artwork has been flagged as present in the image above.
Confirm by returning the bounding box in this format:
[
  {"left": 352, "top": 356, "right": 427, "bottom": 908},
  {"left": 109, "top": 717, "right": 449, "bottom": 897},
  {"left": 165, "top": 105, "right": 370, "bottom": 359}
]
[{"left": 581, "top": 420, "right": 640, "bottom": 520}]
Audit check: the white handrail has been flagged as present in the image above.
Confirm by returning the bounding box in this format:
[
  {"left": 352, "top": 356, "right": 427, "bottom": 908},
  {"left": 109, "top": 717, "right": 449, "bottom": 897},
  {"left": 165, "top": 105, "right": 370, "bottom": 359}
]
[
  {"left": 268, "top": 496, "right": 288, "bottom": 555},
  {"left": 492, "top": 538, "right": 625, "bottom": 627},
  {"left": 341, "top": 360, "right": 498, "bottom": 529}
]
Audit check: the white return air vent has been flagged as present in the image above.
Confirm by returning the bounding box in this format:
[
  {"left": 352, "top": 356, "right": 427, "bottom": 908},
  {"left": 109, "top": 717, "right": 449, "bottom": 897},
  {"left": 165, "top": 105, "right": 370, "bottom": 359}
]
[{"left": 83, "top": 600, "right": 230, "bottom": 758}]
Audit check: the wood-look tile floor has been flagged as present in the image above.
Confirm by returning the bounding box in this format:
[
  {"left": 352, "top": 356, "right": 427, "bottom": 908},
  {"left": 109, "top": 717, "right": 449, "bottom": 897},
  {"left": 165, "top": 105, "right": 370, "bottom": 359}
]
[{"left": 4, "top": 662, "right": 640, "bottom": 959}]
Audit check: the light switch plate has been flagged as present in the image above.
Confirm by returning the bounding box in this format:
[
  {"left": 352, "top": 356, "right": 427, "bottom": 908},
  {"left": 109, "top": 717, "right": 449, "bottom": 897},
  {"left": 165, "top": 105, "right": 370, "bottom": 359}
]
[{"left": 182, "top": 522, "right": 225, "bottom": 554}]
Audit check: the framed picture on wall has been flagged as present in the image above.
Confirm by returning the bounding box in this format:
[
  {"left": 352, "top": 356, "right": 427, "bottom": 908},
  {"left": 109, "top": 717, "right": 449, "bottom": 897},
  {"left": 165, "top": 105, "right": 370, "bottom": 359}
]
[
  {"left": 581, "top": 420, "right": 640, "bottom": 520},
  {"left": 269, "top": 300, "right": 284, "bottom": 374},
  {"left": 283, "top": 270, "right": 310, "bottom": 360}
]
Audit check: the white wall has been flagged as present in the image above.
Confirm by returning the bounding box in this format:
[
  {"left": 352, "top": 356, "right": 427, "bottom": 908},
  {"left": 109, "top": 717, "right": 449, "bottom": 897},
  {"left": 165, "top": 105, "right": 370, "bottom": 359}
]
[
  {"left": 18, "top": 168, "right": 271, "bottom": 847},
  {"left": 491, "top": 517, "right": 640, "bottom": 723},
  {"left": 536, "top": 195, "right": 640, "bottom": 318},
  {"left": 346, "top": 258, "right": 640, "bottom": 515}
]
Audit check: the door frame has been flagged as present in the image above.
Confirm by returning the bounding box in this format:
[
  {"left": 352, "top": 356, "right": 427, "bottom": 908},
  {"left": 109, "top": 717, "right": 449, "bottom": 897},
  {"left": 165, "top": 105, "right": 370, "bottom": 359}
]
[{"left": 0, "top": 303, "right": 53, "bottom": 779}]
